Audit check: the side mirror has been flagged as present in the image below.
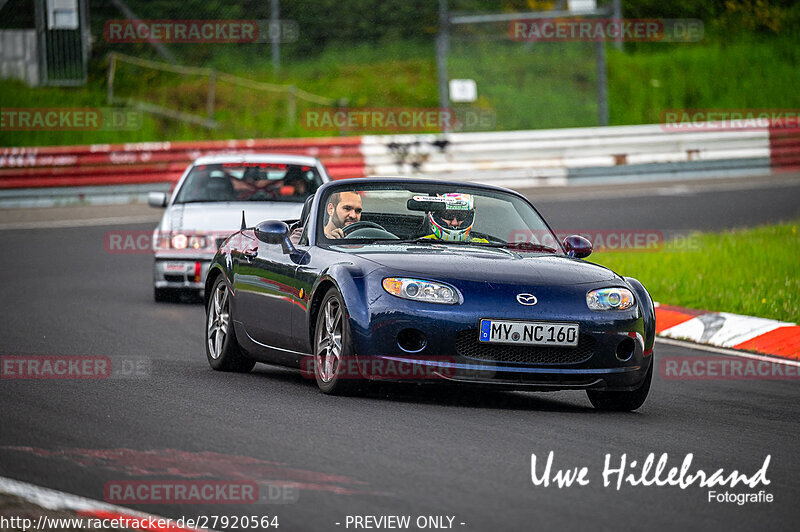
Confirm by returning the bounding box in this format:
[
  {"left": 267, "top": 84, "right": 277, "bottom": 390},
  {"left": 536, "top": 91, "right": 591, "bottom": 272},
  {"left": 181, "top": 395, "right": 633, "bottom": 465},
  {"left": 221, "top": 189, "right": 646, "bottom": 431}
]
[
  {"left": 254, "top": 220, "right": 295, "bottom": 254},
  {"left": 563, "top": 235, "right": 593, "bottom": 258},
  {"left": 148, "top": 192, "right": 167, "bottom": 208}
]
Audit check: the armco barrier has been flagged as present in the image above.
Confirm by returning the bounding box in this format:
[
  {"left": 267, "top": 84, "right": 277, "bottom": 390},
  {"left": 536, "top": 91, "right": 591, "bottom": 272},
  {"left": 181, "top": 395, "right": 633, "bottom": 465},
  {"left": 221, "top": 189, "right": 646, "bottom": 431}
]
[
  {"left": 1, "top": 122, "right": 798, "bottom": 206},
  {"left": 769, "top": 120, "right": 800, "bottom": 173},
  {"left": 0, "top": 137, "right": 366, "bottom": 202},
  {"left": 361, "top": 122, "right": 797, "bottom": 188}
]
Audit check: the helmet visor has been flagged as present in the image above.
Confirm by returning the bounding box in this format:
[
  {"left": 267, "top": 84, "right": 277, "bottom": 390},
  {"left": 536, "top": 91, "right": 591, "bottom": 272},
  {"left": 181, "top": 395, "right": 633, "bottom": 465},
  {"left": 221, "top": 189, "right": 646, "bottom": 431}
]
[{"left": 432, "top": 208, "right": 474, "bottom": 229}]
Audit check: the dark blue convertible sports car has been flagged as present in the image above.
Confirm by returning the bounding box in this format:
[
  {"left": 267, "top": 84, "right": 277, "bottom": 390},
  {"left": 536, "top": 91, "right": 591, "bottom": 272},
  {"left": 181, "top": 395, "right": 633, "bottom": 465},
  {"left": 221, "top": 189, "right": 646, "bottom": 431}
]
[{"left": 204, "top": 178, "right": 655, "bottom": 410}]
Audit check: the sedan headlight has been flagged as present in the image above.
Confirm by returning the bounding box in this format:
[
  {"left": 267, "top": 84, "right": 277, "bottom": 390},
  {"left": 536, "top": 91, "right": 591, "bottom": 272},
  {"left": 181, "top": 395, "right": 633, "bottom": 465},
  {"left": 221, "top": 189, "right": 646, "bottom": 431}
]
[
  {"left": 153, "top": 231, "right": 216, "bottom": 252},
  {"left": 382, "top": 278, "right": 460, "bottom": 305},
  {"left": 587, "top": 287, "right": 635, "bottom": 310},
  {"left": 171, "top": 233, "right": 189, "bottom": 249},
  {"left": 152, "top": 230, "right": 170, "bottom": 251},
  {"left": 188, "top": 235, "right": 207, "bottom": 250}
]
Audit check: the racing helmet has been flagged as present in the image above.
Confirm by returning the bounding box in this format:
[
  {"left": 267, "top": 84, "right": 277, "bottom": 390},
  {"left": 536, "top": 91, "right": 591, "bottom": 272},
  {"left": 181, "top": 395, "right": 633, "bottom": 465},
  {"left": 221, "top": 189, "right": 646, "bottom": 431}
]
[{"left": 426, "top": 193, "right": 476, "bottom": 241}]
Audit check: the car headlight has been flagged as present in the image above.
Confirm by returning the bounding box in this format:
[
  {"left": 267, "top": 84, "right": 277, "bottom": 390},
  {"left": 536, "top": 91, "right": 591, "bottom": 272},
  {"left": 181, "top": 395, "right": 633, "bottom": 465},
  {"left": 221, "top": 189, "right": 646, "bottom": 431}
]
[
  {"left": 153, "top": 231, "right": 215, "bottom": 251},
  {"left": 188, "top": 235, "right": 206, "bottom": 250},
  {"left": 171, "top": 233, "right": 188, "bottom": 249},
  {"left": 382, "top": 278, "right": 460, "bottom": 304},
  {"left": 153, "top": 230, "right": 170, "bottom": 251},
  {"left": 587, "top": 287, "right": 635, "bottom": 310}
]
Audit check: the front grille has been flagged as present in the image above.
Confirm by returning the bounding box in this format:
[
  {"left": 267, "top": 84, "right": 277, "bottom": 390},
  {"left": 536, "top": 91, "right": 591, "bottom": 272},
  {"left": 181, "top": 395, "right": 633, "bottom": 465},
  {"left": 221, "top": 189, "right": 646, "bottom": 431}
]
[{"left": 455, "top": 330, "right": 596, "bottom": 365}]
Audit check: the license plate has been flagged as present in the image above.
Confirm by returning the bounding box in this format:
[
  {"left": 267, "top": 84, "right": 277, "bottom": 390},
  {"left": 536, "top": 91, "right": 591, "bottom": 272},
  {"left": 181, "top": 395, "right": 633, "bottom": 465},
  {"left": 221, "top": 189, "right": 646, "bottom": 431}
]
[
  {"left": 164, "top": 263, "right": 190, "bottom": 273},
  {"left": 479, "top": 320, "right": 579, "bottom": 347}
]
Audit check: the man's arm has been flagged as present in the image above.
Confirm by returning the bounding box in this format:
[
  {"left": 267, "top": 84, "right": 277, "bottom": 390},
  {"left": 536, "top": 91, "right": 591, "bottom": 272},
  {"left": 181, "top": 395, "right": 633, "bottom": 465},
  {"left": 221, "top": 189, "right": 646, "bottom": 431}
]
[
  {"left": 323, "top": 222, "right": 344, "bottom": 239},
  {"left": 289, "top": 226, "right": 303, "bottom": 245}
]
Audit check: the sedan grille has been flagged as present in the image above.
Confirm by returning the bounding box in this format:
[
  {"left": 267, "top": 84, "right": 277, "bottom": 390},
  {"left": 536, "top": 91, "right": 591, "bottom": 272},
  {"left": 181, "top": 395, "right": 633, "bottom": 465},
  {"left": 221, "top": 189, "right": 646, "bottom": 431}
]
[{"left": 455, "top": 330, "right": 596, "bottom": 365}]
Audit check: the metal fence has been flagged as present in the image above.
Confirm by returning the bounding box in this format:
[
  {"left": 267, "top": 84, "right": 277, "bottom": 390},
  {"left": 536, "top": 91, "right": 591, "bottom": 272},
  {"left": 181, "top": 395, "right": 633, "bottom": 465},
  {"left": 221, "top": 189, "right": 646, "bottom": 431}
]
[
  {"left": 440, "top": 0, "right": 613, "bottom": 131},
  {"left": 107, "top": 52, "right": 346, "bottom": 135}
]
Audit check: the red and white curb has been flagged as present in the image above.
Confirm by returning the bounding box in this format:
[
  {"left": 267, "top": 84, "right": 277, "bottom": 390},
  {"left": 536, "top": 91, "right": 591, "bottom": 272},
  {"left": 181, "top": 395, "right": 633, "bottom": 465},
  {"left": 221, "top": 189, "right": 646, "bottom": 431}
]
[
  {"left": 0, "top": 475, "right": 211, "bottom": 532},
  {"left": 655, "top": 303, "right": 799, "bottom": 360}
]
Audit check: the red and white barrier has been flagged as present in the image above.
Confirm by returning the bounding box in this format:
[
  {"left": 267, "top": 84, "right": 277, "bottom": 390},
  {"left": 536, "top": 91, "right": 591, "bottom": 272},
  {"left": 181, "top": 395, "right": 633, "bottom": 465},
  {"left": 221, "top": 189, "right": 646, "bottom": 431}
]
[
  {"left": 0, "top": 475, "right": 208, "bottom": 532},
  {"left": 1, "top": 121, "right": 798, "bottom": 196},
  {"left": 0, "top": 136, "right": 366, "bottom": 190}
]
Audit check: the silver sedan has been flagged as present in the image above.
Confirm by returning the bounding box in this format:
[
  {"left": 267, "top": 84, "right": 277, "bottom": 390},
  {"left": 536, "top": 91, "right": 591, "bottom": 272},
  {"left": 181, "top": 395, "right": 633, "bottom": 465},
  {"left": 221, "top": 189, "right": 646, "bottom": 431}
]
[{"left": 148, "top": 153, "right": 330, "bottom": 301}]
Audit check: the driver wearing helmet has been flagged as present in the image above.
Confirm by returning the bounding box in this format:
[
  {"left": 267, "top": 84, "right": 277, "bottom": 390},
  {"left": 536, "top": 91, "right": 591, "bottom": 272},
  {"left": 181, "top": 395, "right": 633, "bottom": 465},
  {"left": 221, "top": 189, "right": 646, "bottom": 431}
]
[{"left": 422, "top": 193, "right": 488, "bottom": 243}]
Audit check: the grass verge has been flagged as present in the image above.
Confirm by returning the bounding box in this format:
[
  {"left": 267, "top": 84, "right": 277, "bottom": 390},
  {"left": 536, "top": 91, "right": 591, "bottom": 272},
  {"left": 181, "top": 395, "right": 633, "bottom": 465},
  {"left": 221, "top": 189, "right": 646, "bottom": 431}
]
[
  {"left": 2, "top": 33, "right": 799, "bottom": 146},
  {"left": 589, "top": 221, "right": 800, "bottom": 323}
]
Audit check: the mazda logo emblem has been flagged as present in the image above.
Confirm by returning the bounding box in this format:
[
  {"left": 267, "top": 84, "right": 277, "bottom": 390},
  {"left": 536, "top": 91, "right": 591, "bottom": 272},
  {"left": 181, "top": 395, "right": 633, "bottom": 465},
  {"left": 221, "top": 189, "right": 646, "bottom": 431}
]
[{"left": 516, "top": 293, "right": 537, "bottom": 306}]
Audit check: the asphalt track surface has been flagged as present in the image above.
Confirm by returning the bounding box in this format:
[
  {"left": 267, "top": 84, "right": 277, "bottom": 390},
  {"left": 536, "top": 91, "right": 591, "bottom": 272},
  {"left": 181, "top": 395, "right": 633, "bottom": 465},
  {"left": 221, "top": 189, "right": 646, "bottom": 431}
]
[{"left": 1, "top": 177, "right": 799, "bottom": 531}]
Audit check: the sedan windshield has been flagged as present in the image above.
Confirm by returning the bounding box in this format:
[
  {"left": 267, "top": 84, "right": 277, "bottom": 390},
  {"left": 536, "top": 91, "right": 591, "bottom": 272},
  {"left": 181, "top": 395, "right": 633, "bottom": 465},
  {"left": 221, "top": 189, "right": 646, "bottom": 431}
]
[
  {"left": 175, "top": 162, "right": 322, "bottom": 204},
  {"left": 317, "top": 183, "right": 562, "bottom": 252}
]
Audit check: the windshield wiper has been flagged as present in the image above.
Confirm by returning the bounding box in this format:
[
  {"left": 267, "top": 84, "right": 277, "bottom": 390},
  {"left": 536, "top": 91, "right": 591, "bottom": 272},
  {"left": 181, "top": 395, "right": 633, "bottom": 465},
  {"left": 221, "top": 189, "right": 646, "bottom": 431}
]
[
  {"left": 176, "top": 199, "right": 229, "bottom": 204},
  {"left": 470, "top": 241, "right": 559, "bottom": 253},
  {"left": 362, "top": 237, "right": 434, "bottom": 244},
  {"left": 506, "top": 242, "right": 558, "bottom": 253},
  {"left": 341, "top": 238, "right": 558, "bottom": 253}
]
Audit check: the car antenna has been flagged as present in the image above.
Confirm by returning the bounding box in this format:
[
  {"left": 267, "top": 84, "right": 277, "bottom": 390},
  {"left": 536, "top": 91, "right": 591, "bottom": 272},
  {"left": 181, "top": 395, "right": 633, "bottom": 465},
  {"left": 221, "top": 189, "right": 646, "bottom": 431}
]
[{"left": 240, "top": 211, "right": 247, "bottom": 230}]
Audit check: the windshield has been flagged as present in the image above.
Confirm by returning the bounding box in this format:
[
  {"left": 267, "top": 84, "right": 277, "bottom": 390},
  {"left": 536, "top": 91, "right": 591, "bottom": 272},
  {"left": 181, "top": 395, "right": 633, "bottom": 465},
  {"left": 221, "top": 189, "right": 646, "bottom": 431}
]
[
  {"left": 316, "top": 183, "right": 562, "bottom": 253},
  {"left": 174, "top": 162, "right": 322, "bottom": 204}
]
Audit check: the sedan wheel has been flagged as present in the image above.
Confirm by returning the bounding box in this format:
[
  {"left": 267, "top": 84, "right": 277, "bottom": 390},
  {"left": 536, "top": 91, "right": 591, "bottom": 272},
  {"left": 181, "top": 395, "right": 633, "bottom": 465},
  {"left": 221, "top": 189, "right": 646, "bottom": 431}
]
[
  {"left": 313, "top": 288, "right": 359, "bottom": 395},
  {"left": 205, "top": 277, "right": 255, "bottom": 372}
]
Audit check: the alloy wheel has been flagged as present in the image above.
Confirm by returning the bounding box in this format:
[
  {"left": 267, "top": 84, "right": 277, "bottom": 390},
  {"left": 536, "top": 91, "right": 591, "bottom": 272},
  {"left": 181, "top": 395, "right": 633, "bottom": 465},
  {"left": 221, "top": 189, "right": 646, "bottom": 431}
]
[
  {"left": 207, "top": 282, "right": 230, "bottom": 359},
  {"left": 316, "top": 297, "right": 343, "bottom": 382}
]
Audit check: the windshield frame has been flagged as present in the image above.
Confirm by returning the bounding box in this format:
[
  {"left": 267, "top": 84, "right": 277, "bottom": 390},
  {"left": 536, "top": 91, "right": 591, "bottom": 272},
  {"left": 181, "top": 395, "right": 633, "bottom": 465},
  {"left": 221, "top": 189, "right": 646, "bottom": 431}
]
[{"left": 309, "top": 179, "right": 565, "bottom": 254}]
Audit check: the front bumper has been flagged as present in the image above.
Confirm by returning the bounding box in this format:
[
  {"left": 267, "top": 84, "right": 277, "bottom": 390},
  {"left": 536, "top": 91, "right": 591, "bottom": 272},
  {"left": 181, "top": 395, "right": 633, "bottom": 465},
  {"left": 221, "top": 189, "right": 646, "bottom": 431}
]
[
  {"left": 349, "top": 330, "right": 652, "bottom": 391},
  {"left": 346, "top": 283, "right": 653, "bottom": 392},
  {"left": 153, "top": 255, "right": 212, "bottom": 293}
]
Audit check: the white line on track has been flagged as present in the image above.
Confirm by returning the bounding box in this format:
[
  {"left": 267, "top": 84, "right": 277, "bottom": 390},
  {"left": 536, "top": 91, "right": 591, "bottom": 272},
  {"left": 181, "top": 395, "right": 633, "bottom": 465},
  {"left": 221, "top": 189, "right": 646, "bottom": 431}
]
[
  {"left": 0, "top": 215, "right": 160, "bottom": 230},
  {"left": 656, "top": 337, "right": 800, "bottom": 367},
  {"left": 0, "top": 475, "right": 211, "bottom": 531}
]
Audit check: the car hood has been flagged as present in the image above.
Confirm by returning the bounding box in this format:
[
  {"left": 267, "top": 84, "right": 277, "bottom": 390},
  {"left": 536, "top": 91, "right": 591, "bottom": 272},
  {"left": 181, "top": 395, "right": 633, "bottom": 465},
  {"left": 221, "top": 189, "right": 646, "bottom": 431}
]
[
  {"left": 160, "top": 202, "right": 303, "bottom": 233},
  {"left": 333, "top": 243, "right": 619, "bottom": 286}
]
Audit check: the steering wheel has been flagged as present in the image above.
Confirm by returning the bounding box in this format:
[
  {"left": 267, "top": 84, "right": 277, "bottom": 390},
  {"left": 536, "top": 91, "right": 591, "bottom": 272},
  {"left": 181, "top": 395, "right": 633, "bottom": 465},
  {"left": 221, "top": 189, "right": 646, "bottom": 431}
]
[{"left": 341, "top": 221, "right": 388, "bottom": 236}]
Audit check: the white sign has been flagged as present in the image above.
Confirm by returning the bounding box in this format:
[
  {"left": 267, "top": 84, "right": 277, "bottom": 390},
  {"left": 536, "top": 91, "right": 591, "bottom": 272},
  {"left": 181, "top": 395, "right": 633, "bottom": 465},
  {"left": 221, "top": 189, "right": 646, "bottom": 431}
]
[
  {"left": 568, "top": 0, "right": 597, "bottom": 14},
  {"left": 47, "top": 0, "right": 79, "bottom": 30},
  {"left": 449, "top": 79, "right": 477, "bottom": 103}
]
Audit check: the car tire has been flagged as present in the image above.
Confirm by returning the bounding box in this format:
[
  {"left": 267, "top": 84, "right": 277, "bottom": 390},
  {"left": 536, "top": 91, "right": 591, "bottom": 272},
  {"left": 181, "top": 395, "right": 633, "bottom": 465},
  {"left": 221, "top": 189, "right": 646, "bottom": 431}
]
[
  {"left": 154, "top": 287, "right": 173, "bottom": 302},
  {"left": 313, "top": 288, "right": 360, "bottom": 395},
  {"left": 205, "top": 277, "right": 255, "bottom": 373},
  {"left": 586, "top": 361, "right": 652, "bottom": 411}
]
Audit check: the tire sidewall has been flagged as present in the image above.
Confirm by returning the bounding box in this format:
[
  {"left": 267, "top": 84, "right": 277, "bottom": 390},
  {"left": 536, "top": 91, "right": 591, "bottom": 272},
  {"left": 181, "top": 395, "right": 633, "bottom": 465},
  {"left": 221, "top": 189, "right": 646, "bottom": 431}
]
[
  {"left": 205, "top": 276, "right": 249, "bottom": 371},
  {"left": 314, "top": 289, "right": 356, "bottom": 394},
  {"left": 587, "top": 360, "right": 652, "bottom": 411}
]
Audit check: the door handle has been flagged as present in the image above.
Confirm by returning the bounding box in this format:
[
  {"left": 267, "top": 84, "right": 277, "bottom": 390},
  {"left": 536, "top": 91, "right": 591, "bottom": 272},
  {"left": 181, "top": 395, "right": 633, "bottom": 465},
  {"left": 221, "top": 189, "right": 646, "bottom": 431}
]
[{"left": 242, "top": 248, "right": 258, "bottom": 260}]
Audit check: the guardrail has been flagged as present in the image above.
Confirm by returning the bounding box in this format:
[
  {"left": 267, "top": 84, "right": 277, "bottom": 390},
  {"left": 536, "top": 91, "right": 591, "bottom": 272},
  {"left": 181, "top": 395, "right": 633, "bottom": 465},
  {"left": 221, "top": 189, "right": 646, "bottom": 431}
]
[
  {"left": 0, "top": 137, "right": 365, "bottom": 202},
  {"left": 1, "top": 121, "right": 798, "bottom": 207},
  {"left": 362, "top": 122, "right": 798, "bottom": 189},
  {"left": 769, "top": 120, "right": 800, "bottom": 173}
]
